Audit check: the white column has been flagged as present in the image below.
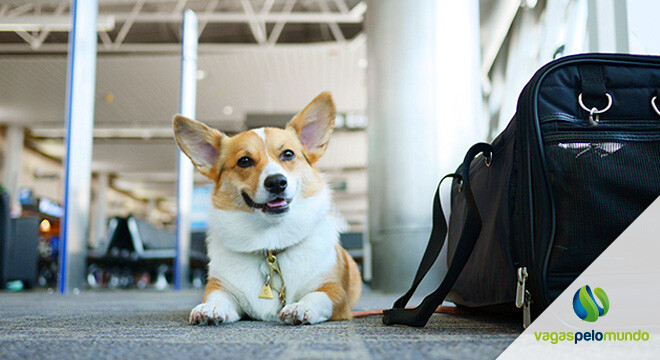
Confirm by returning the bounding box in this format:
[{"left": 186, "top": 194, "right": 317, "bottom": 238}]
[
  {"left": 587, "top": 0, "right": 629, "bottom": 53},
  {"left": 367, "top": 0, "right": 482, "bottom": 293},
  {"left": 3, "top": 125, "right": 24, "bottom": 215},
  {"left": 92, "top": 172, "right": 109, "bottom": 248},
  {"left": 59, "top": 0, "right": 98, "bottom": 294},
  {"left": 625, "top": 0, "right": 660, "bottom": 54},
  {"left": 175, "top": 10, "right": 198, "bottom": 290}
]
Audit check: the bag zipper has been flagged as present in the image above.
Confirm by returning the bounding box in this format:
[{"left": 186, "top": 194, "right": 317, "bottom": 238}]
[
  {"left": 540, "top": 114, "right": 660, "bottom": 128},
  {"left": 515, "top": 266, "right": 531, "bottom": 328}
]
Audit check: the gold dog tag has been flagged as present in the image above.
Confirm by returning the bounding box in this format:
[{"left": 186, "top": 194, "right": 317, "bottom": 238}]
[
  {"left": 258, "top": 251, "right": 285, "bottom": 306},
  {"left": 259, "top": 283, "right": 274, "bottom": 299}
]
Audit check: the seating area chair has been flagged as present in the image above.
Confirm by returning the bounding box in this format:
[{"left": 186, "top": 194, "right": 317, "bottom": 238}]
[{"left": 0, "top": 192, "right": 40, "bottom": 289}]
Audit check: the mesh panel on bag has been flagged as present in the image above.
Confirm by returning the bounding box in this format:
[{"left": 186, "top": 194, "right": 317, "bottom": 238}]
[{"left": 544, "top": 137, "right": 660, "bottom": 279}]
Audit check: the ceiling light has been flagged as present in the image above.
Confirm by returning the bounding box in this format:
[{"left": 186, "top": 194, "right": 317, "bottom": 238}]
[
  {"left": 196, "top": 70, "right": 208, "bottom": 80},
  {"left": 40, "top": 219, "right": 51, "bottom": 233},
  {"left": 223, "top": 105, "right": 233, "bottom": 116},
  {"left": 358, "top": 58, "right": 368, "bottom": 68}
]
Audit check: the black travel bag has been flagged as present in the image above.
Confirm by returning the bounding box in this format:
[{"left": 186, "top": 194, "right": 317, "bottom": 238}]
[{"left": 383, "top": 53, "right": 660, "bottom": 328}]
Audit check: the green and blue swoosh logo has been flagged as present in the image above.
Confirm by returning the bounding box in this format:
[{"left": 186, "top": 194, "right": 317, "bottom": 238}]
[{"left": 573, "top": 285, "right": 609, "bottom": 322}]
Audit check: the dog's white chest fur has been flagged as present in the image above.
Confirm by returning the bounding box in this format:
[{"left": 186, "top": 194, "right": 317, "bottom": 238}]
[{"left": 205, "top": 188, "right": 338, "bottom": 321}]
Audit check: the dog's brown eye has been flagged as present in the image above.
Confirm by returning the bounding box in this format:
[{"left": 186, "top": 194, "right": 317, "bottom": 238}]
[
  {"left": 237, "top": 156, "right": 254, "bottom": 168},
  {"left": 280, "top": 149, "right": 295, "bottom": 161}
]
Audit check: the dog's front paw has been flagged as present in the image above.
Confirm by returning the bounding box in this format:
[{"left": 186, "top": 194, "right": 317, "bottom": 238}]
[
  {"left": 189, "top": 303, "right": 236, "bottom": 325},
  {"left": 279, "top": 302, "right": 326, "bottom": 325}
]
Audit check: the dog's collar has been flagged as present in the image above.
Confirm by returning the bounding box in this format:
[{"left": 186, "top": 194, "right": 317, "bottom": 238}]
[{"left": 257, "top": 248, "right": 285, "bottom": 258}]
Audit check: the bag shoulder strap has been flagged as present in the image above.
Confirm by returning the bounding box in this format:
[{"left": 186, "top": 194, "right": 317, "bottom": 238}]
[
  {"left": 389, "top": 173, "right": 459, "bottom": 310},
  {"left": 383, "top": 143, "right": 493, "bottom": 327}
]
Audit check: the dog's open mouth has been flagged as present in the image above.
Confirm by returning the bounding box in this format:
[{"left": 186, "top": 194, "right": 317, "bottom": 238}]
[{"left": 242, "top": 192, "right": 291, "bottom": 214}]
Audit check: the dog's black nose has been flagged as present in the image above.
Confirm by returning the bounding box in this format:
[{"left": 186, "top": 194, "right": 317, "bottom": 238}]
[{"left": 264, "top": 174, "right": 287, "bottom": 193}]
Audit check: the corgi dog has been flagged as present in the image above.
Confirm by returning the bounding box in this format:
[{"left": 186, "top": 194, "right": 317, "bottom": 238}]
[{"left": 173, "top": 92, "right": 362, "bottom": 325}]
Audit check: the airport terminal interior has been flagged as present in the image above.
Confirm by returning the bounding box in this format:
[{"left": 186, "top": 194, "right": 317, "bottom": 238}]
[{"left": 0, "top": 0, "right": 658, "bottom": 359}]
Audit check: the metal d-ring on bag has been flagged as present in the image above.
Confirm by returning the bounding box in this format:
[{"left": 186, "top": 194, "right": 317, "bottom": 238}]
[
  {"left": 577, "top": 62, "right": 613, "bottom": 126},
  {"left": 578, "top": 92, "right": 612, "bottom": 125},
  {"left": 652, "top": 95, "right": 660, "bottom": 117}
]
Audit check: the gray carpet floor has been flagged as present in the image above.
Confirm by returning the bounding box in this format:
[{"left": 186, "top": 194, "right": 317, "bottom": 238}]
[{"left": 0, "top": 289, "right": 521, "bottom": 360}]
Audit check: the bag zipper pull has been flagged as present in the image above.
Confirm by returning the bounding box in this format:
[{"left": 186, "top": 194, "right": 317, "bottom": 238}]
[
  {"left": 515, "top": 267, "right": 528, "bottom": 308},
  {"left": 523, "top": 290, "right": 532, "bottom": 329},
  {"left": 516, "top": 267, "right": 532, "bottom": 328}
]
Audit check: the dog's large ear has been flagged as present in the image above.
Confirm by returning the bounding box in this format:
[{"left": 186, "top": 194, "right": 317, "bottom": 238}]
[
  {"left": 286, "top": 92, "right": 336, "bottom": 163},
  {"left": 173, "top": 115, "right": 226, "bottom": 179}
]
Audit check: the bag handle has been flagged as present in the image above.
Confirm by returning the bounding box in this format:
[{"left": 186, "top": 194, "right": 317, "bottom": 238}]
[
  {"left": 388, "top": 172, "right": 460, "bottom": 310},
  {"left": 383, "top": 142, "right": 493, "bottom": 327}
]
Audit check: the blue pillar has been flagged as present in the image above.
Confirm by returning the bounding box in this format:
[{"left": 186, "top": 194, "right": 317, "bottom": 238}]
[
  {"left": 175, "top": 10, "right": 198, "bottom": 290},
  {"left": 59, "top": 0, "right": 98, "bottom": 294}
]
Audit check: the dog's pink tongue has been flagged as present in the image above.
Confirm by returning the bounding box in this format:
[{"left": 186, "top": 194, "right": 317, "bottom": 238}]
[{"left": 267, "top": 199, "right": 287, "bottom": 207}]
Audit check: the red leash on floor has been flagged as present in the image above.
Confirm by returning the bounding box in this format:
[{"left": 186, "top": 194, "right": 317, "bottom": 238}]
[{"left": 351, "top": 306, "right": 466, "bottom": 319}]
